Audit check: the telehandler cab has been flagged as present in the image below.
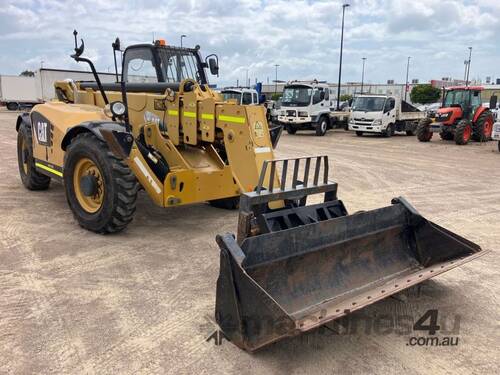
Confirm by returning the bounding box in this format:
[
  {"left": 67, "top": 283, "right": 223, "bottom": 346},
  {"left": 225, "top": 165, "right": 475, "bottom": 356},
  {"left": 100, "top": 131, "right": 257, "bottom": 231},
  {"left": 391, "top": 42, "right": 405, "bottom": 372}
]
[{"left": 16, "top": 31, "right": 486, "bottom": 351}]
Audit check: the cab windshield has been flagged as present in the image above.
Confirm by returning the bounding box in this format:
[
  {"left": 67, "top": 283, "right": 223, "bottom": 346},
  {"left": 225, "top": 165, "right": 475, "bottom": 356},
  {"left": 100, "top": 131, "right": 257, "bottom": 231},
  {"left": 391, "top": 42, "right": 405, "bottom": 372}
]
[
  {"left": 222, "top": 91, "right": 242, "bottom": 103},
  {"left": 158, "top": 48, "right": 203, "bottom": 83},
  {"left": 443, "top": 90, "right": 471, "bottom": 107},
  {"left": 282, "top": 86, "right": 312, "bottom": 106},
  {"left": 352, "top": 97, "right": 386, "bottom": 112},
  {"left": 123, "top": 46, "right": 205, "bottom": 83}
]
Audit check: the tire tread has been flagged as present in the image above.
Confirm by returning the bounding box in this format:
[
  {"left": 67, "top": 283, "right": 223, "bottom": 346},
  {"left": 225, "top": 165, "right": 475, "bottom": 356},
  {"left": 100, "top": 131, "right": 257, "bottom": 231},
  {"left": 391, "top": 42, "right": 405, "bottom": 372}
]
[
  {"left": 65, "top": 132, "right": 139, "bottom": 234},
  {"left": 17, "top": 121, "right": 51, "bottom": 190}
]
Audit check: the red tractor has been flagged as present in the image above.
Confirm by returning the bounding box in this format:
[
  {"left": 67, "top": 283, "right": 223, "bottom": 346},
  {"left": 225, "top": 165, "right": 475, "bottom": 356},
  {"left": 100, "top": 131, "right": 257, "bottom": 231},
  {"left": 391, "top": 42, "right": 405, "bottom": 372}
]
[{"left": 417, "top": 86, "right": 496, "bottom": 145}]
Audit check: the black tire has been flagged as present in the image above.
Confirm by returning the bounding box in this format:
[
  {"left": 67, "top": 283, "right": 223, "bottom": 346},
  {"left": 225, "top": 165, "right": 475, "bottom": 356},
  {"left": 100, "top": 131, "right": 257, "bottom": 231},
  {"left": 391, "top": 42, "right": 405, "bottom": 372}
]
[
  {"left": 7, "top": 102, "right": 19, "bottom": 111},
  {"left": 405, "top": 122, "right": 417, "bottom": 136},
  {"left": 64, "top": 132, "right": 139, "bottom": 233},
  {"left": 356, "top": 131, "right": 363, "bottom": 137},
  {"left": 473, "top": 110, "right": 493, "bottom": 142},
  {"left": 416, "top": 118, "right": 433, "bottom": 142},
  {"left": 454, "top": 120, "right": 472, "bottom": 145},
  {"left": 286, "top": 126, "right": 297, "bottom": 135},
  {"left": 315, "top": 117, "right": 328, "bottom": 136},
  {"left": 383, "top": 123, "right": 394, "bottom": 137},
  {"left": 208, "top": 196, "right": 239, "bottom": 210},
  {"left": 17, "top": 121, "right": 51, "bottom": 190},
  {"left": 439, "top": 131, "right": 454, "bottom": 140}
]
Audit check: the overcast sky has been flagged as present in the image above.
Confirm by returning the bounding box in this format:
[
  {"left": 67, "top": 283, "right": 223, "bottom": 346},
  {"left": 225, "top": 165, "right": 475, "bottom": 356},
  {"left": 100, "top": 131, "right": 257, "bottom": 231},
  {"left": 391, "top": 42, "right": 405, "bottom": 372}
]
[{"left": 0, "top": 0, "right": 499, "bottom": 87}]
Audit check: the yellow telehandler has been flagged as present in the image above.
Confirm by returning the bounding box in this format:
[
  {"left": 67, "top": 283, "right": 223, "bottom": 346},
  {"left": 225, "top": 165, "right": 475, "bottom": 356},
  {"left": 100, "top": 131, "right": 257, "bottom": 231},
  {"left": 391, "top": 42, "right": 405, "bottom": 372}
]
[{"left": 16, "top": 31, "right": 486, "bottom": 351}]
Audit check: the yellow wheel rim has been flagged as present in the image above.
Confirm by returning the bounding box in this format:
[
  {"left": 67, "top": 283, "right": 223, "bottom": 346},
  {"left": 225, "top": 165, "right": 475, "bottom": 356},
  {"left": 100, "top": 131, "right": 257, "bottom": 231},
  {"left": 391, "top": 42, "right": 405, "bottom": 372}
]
[
  {"left": 20, "top": 136, "right": 28, "bottom": 175},
  {"left": 73, "top": 157, "right": 105, "bottom": 213}
]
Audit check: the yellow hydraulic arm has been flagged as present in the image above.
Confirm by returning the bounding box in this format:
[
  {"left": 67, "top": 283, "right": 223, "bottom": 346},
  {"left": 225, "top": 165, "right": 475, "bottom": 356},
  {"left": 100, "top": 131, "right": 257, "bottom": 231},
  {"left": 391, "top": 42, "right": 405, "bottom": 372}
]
[{"left": 100, "top": 79, "right": 280, "bottom": 208}]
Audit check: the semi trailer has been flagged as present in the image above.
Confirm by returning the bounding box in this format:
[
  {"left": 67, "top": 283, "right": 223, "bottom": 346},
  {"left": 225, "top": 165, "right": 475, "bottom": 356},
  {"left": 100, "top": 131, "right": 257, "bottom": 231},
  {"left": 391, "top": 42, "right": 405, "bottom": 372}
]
[
  {"left": 0, "top": 75, "right": 39, "bottom": 110},
  {"left": 1, "top": 68, "right": 116, "bottom": 110}
]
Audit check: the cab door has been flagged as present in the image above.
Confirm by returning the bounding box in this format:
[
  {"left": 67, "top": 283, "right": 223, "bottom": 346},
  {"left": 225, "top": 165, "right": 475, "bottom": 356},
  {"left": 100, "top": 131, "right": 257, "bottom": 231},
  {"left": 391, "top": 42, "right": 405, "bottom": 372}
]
[
  {"left": 311, "top": 87, "right": 326, "bottom": 115},
  {"left": 382, "top": 98, "right": 396, "bottom": 128},
  {"left": 470, "top": 90, "right": 481, "bottom": 120},
  {"left": 242, "top": 91, "right": 253, "bottom": 106},
  {"left": 252, "top": 92, "right": 258, "bottom": 105}
]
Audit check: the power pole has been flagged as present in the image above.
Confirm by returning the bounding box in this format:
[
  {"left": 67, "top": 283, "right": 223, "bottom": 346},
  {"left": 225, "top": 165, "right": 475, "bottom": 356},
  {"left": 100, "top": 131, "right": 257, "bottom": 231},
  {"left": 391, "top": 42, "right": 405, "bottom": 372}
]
[
  {"left": 274, "top": 64, "right": 280, "bottom": 95},
  {"left": 465, "top": 47, "right": 472, "bottom": 87},
  {"left": 361, "top": 57, "right": 366, "bottom": 94},
  {"left": 404, "top": 56, "right": 411, "bottom": 101},
  {"left": 336, "top": 3, "right": 350, "bottom": 110}
]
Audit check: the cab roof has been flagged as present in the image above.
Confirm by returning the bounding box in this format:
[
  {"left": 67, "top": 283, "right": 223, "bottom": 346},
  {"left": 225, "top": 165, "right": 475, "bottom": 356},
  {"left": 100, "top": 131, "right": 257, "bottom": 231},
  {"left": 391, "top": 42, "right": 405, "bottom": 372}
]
[
  {"left": 446, "top": 86, "right": 484, "bottom": 91},
  {"left": 221, "top": 87, "right": 256, "bottom": 93},
  {"left": 286, "top": 80, "right": 328, "bottom": 88},
  {"left": 356, "top": 93, "right": 392, "bottom": 97}
]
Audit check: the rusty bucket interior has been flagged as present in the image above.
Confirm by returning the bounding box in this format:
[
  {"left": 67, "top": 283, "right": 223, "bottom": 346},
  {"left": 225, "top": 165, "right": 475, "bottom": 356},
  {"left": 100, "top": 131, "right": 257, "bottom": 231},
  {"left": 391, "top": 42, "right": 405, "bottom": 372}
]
[{"left": 215, "top": 197, "right": 484, "bottom": 351}]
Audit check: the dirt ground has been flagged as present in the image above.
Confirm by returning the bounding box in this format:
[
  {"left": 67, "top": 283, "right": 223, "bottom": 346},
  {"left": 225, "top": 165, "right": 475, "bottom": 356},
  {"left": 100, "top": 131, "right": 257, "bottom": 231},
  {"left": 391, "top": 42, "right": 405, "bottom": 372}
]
[{"left": 0, "top": 108, "right": 499, "bottom": 374}]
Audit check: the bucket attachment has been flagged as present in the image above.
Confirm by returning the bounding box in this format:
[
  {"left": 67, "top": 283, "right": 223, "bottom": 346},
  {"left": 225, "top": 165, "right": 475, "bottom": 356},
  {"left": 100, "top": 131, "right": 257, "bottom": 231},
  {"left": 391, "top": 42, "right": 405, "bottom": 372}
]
[
  {"left": 215, "top": 156, "right": 486, "bottom": 351},
  {"left": 268, "top": 123, "right": 283, "bottom": 149}
]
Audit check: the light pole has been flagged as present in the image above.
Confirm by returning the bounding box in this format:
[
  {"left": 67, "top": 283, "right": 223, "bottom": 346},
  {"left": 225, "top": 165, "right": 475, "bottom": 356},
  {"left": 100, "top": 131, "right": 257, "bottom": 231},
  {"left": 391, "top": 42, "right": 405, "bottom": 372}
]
[
  {"left": 180, "top": 34, "right": 186, "bottom": 48},
  {"left": 465, "top": 47, "right": 472, "bottom": 87},
  {"left": 40, "top": 60, "right": 45, "bottom": 99},
  {"left": 274, "top": 64, "right": 280, "bottom": 94},
  {"left": 245, "top": 69, "right": 249, "bottom": 87},
  {"left": 336, "top": 3, "right": 350, "bottom": 110},
  {"left": 360, "top": 57, "right": 366, "bottom": 94},
  {"left": 404, "top": 56, "right": 411, "bottom": 101}
]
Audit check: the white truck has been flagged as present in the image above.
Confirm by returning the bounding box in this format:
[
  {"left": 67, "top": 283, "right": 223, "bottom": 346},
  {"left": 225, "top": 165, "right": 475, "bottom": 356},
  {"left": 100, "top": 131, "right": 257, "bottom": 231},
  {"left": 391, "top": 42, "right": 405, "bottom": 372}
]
[
  {"left": 220, "top": 87, "right": 280, "bottom": 121},
  {"left": 0, "top": 68, "right": 116, "bottom": 110},
  {"left": 264, "top": 99, "right": 280, "bottom": 123},
  {"left": 278, "top": 80, "right": 340, "bottom": 136},
  {"left": 0, "top": 75, "right": 39, "bottom": 110},
  {"left": 220, "top": 87, "right": 260, "bottom": 106},
  {"left": 348, "top": 94, "right": 425, "bottom": 137},
  {"left": 492, "top": 121, "right": 500, "bottom": 152}
]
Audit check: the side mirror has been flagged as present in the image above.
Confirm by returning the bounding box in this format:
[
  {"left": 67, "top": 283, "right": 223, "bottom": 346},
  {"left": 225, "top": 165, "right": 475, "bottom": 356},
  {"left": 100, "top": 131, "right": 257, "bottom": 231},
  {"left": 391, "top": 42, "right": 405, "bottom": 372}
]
[
  {"left": 208, "top": 57, "right": 219, "bottom": 76},
  {"left": 320, "top": 91, "right": 325, "bottom": 101},
  {"left": 71, "top": 30, "right": 85, "bottom": 60},
  {"left": 112, "top": 37, "right": 121, "bottom": 51},
  {"left": 490, "top": 95, "right": 497, "bottom": 110}
]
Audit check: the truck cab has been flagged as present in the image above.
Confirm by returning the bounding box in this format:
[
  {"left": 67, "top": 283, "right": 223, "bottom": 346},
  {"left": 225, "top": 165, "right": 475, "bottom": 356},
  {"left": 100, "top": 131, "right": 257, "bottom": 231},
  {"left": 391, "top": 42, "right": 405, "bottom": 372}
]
[
  {"left": 220, "top": 88, "right": 259, "bottom": 106},
  {"left": 278, "top": 80, "right": 333, "bottom": 136},
  {"left": 349, "top": 94, "right": 423, "bottom": 137}
]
